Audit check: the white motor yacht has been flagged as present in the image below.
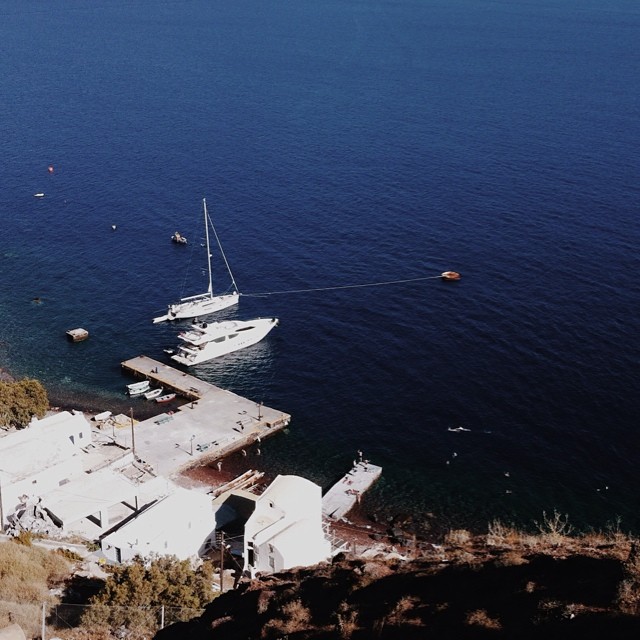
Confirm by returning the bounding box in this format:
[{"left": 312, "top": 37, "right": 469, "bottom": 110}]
[{"left": 170, "top": 317, "right": 278, "bottom": 366}]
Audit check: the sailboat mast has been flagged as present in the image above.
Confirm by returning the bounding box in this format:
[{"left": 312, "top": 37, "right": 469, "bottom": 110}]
[{"left": 203, "top": 198, "right": 213, "bottom": 296}]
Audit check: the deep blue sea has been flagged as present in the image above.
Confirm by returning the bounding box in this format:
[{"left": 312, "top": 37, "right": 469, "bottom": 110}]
[{"left": 1, "top": 0, "right": 639, "bottom": 534}]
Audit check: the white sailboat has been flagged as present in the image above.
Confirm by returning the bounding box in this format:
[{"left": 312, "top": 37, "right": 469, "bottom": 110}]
[
  {"left": 153, "top": 198, "right": 239, "bottom": 323},
  {"left": 171, "top": 317, "right": 279, "bottom": 366}
]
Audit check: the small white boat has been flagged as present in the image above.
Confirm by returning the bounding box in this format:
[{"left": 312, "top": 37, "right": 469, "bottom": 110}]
[
  {"left": 126, "top": 380, "right": 151, "bottom": 395},
  {"left": 171, "top": 231, "right": 187, "bottom": 244},
  {"left": 33, "top": 193, "right": 45, "bottom": 198},
  {"left": 155, "top": 393, "right": 176, "bottom": 403},
  {"left": 144, "top": 387, "right": 164, "bottom": 400},
  {"left": 441, "top": 271, "right": 461, "bottom": 281},
  {"left": 171, "top": 317, "right": 278, "bottom": 366}
]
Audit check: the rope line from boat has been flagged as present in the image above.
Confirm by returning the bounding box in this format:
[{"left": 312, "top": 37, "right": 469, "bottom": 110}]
[{"left": 240, "top": 274, "right": 445, "bottom": 297}]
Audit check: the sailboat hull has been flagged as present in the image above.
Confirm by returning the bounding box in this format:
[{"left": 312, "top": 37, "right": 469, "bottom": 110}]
[
  {"left": 171, "top": 317, "right": 278, "bottom": 366},
  {"left": 153, "top": 292, "right": 239, "bottom": 323},
  {"left": 170, "top": 291, "right": 239, "bottom": 321}
]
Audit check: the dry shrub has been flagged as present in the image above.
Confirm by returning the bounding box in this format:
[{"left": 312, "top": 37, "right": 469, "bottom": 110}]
[
  {"left": 262, "top": 598, "right": 313, "bottom": 637},
  {"left": 0, "top": 541, "right": 70, "bottom": 603},
  {"left": 335, "top": 601, "right": 359, "bottom": 638},
  {"left": 359, "top": 561, "right": 394, "bottom": 586},
  {"left": 466, "top": 608, "right": 502, "bottom": 630},
  {"left": 487, "top": 520, "right": 521, "bottom": 547},
  {"left": 0, "top": 601, "right": 43, "bottom": 639},
  {"left": 257, "top": 589, "right": 275, "bottom": 614},
  {"left": 447, "top": 549, "right": 477, "bottom": 565},
  {"left": 493, "top": 551, "right": 528, "bottom": 568},
  {"left": 617, "top": 542, "right": 640, "bottom": 615},
  {"left": 534, "top": 510, "right": 573, "bottom": 547},
  {"left": 445, "top": 529, "right": 472, "bottom": 546},
  {"left": 386, "top": 595, "right": 422, "bottom": 627}
]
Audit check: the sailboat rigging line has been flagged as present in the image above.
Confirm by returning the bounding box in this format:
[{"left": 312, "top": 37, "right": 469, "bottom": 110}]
[
  {"left": 206, "top": 210, "right": 239, "bottom": 293},
  {"left": 241, "top": 274, "right": 444, "bottom": 297}
]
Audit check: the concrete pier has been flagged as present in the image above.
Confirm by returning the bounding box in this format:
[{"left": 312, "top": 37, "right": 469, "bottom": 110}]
[
  {"left": 118, "top": 357, "right": 291, "bottom": 477},
  {"left": 322, "top": 461, "right": 382, "bottom": 521}
]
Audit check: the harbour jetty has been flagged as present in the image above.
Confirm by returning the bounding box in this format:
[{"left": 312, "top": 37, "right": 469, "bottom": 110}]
[
  {"left": 322, "top": 460, "right": 382, "bottom": 521},
  {"left": 119, "top": 356, "right": 291, "bottom": 477}
]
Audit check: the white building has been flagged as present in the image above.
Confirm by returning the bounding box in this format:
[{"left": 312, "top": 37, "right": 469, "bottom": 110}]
[
  {"left": 41, "top": 471, "right": 171, "bottom": 539},
  {"left": 101, "top": 486, "right": 216, "bottom": 563},
  {"left": 243, "top": 475, "right": 331, "bottom": 578},
  {"left": 0, "top": 411, "right": 91, "bottom": 529}
]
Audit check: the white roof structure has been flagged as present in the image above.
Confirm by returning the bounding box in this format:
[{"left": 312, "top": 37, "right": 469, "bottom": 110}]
[
  {"left": 101, "top": 487, "right": 215, "bottom": 562},
  {"left": 41, "top": 471, "right": 173, "bottom": 532},
  {"left": 0, "top": 411, "right": 90, "bottom": 481}
]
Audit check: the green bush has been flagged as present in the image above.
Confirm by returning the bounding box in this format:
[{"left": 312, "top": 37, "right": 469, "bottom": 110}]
[
  {"left": 80, "top": 555, "right": 215, "bottom": 633},
  {"left": 0, "top": 378, "right": 48, "bottom": 428}
]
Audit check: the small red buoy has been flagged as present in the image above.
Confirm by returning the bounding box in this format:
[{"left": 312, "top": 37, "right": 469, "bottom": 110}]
[
  {"left": 48, "top": 165, "right": 54, "bottom": 173},
  {"left": 441, "top": 271, "right": 461, "bottom": 281}
]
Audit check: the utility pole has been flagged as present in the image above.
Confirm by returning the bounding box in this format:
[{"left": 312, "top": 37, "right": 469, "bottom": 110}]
[
  {"left": 130, "top": 407, "right": 136, "bottom": 457},
  {"left": 219, "top": 531, "right": 225, "bottom": 592},
  {"left": 0, "top": 477, "right": 4, "bottom": 533}
]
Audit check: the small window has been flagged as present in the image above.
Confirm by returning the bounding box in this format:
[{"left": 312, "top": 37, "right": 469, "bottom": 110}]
[
  {"left": 213, "top": 336, "right": 226, "bottom": 343},
  {"left": 237, "top": 326, "right": 254, "bottom": 332},
  {"left": 269, "top": 544, "right": 274, "bottom": 553},
  {"left": 79, "top": 432, "right": 84, "bottom": 439},
  {"left": 269, "top": 556, "right": 275, "bottom": 569}
]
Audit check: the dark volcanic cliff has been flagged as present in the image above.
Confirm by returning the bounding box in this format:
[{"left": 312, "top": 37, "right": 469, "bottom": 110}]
[{"left": 154, "top": 538, "right": 640, "bottom": 640}]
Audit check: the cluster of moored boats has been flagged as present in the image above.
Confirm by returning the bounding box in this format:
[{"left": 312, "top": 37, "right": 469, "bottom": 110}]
[
  {"left": 126, "top": 379, "right": 176, "bottom": 402},
  {"left": 134, "top": 198, "right": 279, "bottom": 392}
]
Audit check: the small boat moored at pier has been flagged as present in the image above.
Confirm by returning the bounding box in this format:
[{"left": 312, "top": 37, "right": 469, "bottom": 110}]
[
  {"left": 127, "top": 380, "right": 151, "bottom": 396},
  {"left": 155, "top": 393, "right": 176, "bottom": 403},
  {"left": 144, "top": 387, "right": 164, "bottom": 400}
]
